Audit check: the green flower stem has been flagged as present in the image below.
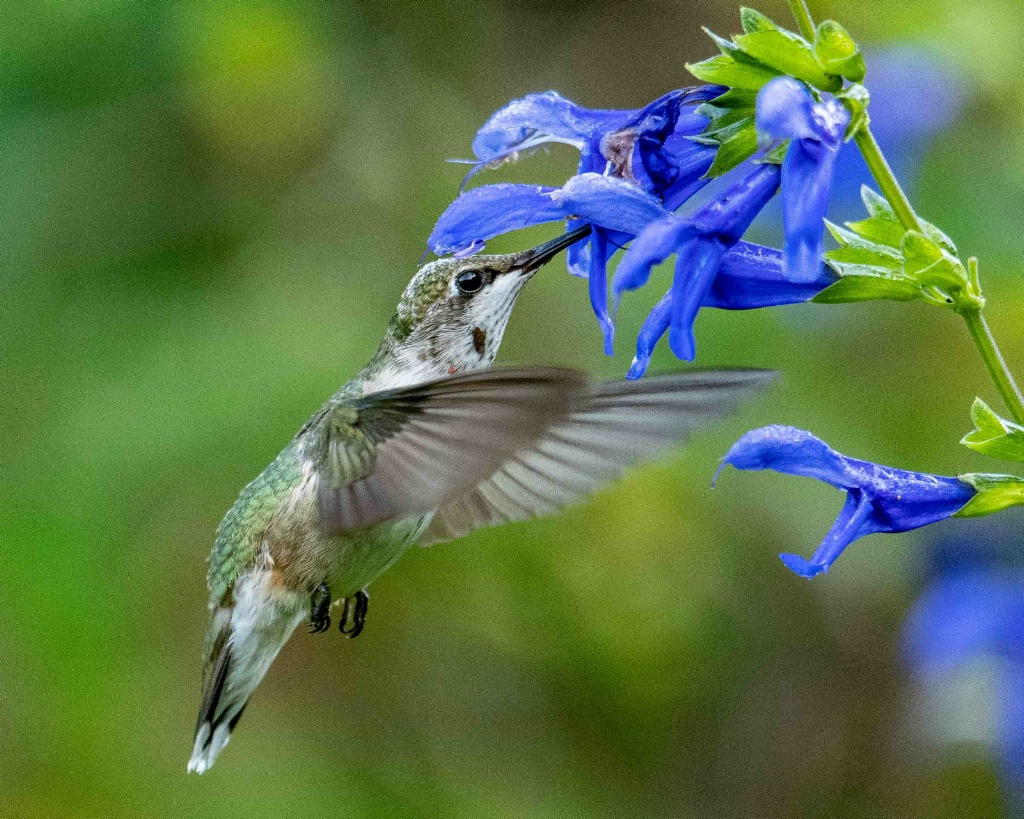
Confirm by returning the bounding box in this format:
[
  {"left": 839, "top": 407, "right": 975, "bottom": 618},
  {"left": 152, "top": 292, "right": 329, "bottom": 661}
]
[
  {"left": 786, "top": 0, "right": 816, "bottom": 41},
  {"left": 851, "top": 88, "right": 1024, "bottom": 425},
  {"left": 959, "top": 303, "right": 1024, "bottom": 425},
  {"left": 853, "top": 127, "right": 924, "bottom": 233}
]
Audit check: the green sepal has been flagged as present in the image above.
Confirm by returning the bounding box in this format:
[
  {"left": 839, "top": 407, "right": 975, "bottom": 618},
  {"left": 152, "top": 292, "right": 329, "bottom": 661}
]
[
  {"left": 901, "top": 231, "right": 970, "bottom": 294},
  {"left": 961, "top": 398, "right": 1024, "bottom": 463},
  {"left": 704, "top": 124, "right": 759, "bottom": 177},
  {"left": 740, "top": 7, "right": 778, "bottom": 33},
  {"left": 686, "top": 53, "right": 780, "bottom": 90},
  {"left": 837, "top": 85, "right": 870, "bottom": 141},
  {"left": 824, "top": 219, "right": 901, "bottom": 257},
  {"left": 956, "top": 473, "right": 1024, "bottom": 518},
  {"left": 812, "top": 270, "right": 922, "bottom": 303},
  {"left": 759, "top": 140, "right": 789, "bottom": 165},
  {"left": 859, "top": 186, "right": 892, "bottom": 219},
  {"left": 846, "top": 216, "right": 906, "bottom": 248},
  {"left": 733, "top": 29, "right": 843, "bottom": 92},
  {"left": 813, "top": 20, "right": 866, "bottom": 82}
]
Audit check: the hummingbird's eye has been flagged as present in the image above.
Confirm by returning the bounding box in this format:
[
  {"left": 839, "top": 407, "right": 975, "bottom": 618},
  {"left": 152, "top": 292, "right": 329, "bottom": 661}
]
[{"left": 455, "top": 269, "right": 484, "bottom": 295}]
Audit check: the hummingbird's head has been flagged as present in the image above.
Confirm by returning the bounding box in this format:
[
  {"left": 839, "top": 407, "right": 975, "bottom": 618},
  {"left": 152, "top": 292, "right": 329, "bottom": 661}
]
[{"left": 360, "top": 228, "right": 587, "bottom": 393}]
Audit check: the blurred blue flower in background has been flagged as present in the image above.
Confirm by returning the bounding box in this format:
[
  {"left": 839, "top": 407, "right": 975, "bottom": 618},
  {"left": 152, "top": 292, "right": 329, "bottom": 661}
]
[
  {"left": 829, "top": 47, "right": 967, "bottom": 219},
  {"left": 902, "top": 520, "right": 1024, "bottom": 811},
  {"left": 715, "top": 425, "right": 977, "bottom": 577},
  {"left": 756, "top": 77, "right": 849, "bottom": 283}
]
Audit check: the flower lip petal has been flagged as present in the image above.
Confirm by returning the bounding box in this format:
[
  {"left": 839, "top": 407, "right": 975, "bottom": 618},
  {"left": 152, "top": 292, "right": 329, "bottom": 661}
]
[
  {"left": 553, "top": 173, "right": 668, "bottom": 236},
  {"left": 610, "top": 215, "right": 691, "bottom": 299},
  {"left": 428, "top": 183, "right": 564, "bottom": 256}
]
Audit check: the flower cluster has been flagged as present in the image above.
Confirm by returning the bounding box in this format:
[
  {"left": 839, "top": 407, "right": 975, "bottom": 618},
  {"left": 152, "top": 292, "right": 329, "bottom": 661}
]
[
  {"left": 429, "top": 72, "right": 846, "bottom": 374},
  {"left": 425, "top": 3, "right": 1024, "bottom": 592}
]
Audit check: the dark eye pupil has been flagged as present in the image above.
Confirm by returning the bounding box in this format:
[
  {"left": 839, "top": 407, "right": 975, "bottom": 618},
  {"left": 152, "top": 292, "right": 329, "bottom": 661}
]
[{"left": 456, "top": 270, "right": 483, "bottom": 294}]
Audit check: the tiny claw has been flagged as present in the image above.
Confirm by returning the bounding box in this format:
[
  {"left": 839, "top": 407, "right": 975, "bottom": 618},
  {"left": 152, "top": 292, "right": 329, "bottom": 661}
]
[
  {"left": 309, "top": 583, "right": 332, "bottom": 634},
  {"left": 339, "top": 589, "right": 369, "bottom": 639}
]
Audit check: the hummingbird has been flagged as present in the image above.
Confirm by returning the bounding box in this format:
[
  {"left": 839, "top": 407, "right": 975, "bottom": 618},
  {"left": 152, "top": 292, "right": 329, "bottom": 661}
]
[{"left": 187, "top": 228, "right": 774, "bottom": 773}]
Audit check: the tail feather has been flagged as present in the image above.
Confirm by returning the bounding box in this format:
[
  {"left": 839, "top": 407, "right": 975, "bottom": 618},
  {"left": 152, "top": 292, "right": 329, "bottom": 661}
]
[{"left": 188, "top": 579, "right": 305, "bottom": 774}]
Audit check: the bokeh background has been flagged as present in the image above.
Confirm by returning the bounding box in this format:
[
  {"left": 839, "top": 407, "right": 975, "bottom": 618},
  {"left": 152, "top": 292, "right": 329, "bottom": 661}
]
[{"left": 3, "top": 0, "right": 1024, "bottom": 816}]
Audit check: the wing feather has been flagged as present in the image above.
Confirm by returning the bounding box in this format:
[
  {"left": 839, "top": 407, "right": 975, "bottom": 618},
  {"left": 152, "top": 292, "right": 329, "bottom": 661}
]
[{"left": 421, "top": 369, "right": 775, "bottom": 545}]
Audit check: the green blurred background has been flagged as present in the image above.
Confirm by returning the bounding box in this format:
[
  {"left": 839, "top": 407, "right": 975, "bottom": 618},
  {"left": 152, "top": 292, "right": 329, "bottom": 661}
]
[{"left": 3, "top": 0, "right": 1023, "bottom": 816}]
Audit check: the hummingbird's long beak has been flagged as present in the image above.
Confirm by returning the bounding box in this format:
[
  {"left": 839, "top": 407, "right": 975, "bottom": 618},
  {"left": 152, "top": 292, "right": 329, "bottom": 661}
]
[{"left": 512, "top": 224, "right": 592, "bottom": 274}]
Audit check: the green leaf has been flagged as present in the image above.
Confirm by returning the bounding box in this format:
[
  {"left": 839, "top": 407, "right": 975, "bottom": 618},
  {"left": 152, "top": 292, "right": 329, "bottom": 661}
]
[
  {"left": 740, "top": 7, "right": 778, "bottom": 33},
  {"left": 813, "top": 269, "right": 921, "bottom": 304},
  {"left": 813, "top": 20, "right": 866, "bottom": 82},
  {"left": 956, "top": 473, "right": 1024, "bottom": 517},
  {"left": 901, "top": 231, "right": 968, "bottom": 292},
  {"left": 961, "top": 398, "right": 1024, "bottom": 463},
  {"left": 704, "top": 124, "right": 759, "bottom": 177},
  {"left": 686, "top": 54, "right": 780, "bottom": 90},
  {"left": 733, "top": 30, "right": 842, "bottom": 92}
]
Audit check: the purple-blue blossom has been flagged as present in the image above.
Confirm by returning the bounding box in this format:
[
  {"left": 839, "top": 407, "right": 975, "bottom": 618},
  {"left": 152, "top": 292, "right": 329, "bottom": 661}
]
[
  {"left": 756, "top": 77, "right": 850, "bottom": 283},
  {"left": 715, "top": 425, "right": 976, "bottom": 578},
  {"left": 429, "top": 84, "right": 849, "bottom": 372},
  {"left": 902, "top": 524, "right": 1024, "bottom": 807}
]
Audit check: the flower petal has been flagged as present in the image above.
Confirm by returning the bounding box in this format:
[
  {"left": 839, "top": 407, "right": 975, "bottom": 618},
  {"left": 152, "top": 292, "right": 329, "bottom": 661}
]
[
  {"left": 780, "top": 138, "right": 843, "bottom": 282},
  {"left": 718, "top": 425, "right": 978, "bottom": 578},
  {"left": 588, "top": 229, "right": 615, "bottom": 355},
  {"left": 626, "top": 291, "right": 672, "bottom": 380},
  {"left": 689, "top": 162, "right": 781, "bottom": 241},
  {"left": 428, "top": 183, "right": 564, "bottom": 256},
  {"left": 471, "top": 91, "right": 628, "bottom": 165},
  {"left": 554, "top": 173, "right": 668, "bottom": 236},
  {"left": 668, "top": 237, "right": 727, "bottom": 361},
  {"left": 707, "top": 241, "right": 837, "bottom": 309},
  {"left": 611, "top": 216, "right": 690, "bottom": 298},
  {"left": 714, "top": 425, "right": 854, "bottom": 490},
  {"left": 755, "top": 77, "right": 821, "bottom": 142},
  {"left": 780, "top": 491, "right": 874, "bottom": 578}
]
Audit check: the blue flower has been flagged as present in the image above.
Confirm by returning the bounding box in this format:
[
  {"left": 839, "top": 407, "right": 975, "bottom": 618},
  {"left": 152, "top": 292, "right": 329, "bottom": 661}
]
[
  {"left": 626, "top": 242, "right": 836, "bottom": 378},
  {"left": 756, "top": 77, "right": 849, "bottom": 283},
  {"left": 611, "top": 162, "right": 782, "bottom": 363},
  {"left": 902, "top": 523, "right": 1024, "bottom": 804},
  {"left": 715, "top": 425, "right": 976, "bottom": 578},
  {"left": 427, "top": 174, "right": 668, "bottom": 353},
  {"left": 447, "top": 87, "right": 722, "bottom": 282},
  {"left": 463, "top": 87, "right": 722, "bottom": 198},
  {"left": 829, "top": 48, "right": 966, "bottom": 219}
]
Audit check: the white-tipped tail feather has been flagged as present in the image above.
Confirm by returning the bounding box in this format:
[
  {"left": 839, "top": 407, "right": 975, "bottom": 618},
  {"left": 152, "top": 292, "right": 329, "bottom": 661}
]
[{"left": 188, "top": 573, "right": 305, "bottom": 774}]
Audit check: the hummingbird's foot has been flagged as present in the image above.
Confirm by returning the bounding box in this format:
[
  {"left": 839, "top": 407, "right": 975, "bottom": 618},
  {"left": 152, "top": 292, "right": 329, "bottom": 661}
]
[
  {"left": 339, "top": 589, "right": 369, "bottom": 639},
  {"left": 309, "top": 583, "right": 332, "bottom": 634}
]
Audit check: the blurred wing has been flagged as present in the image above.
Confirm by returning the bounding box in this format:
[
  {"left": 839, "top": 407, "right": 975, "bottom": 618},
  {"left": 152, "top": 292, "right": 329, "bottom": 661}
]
[
  {"left": 420, "top": 369, "right": 776, "bottom": 545},
  {"left": 315, "top": 367, "right": 587, "bottom": 533}
]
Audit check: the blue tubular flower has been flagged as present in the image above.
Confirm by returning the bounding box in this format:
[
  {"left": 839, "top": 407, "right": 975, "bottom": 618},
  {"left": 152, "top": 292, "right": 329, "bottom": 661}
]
[
  {"left": 715, "top": 425, "right": 977, "bottom": 578},
  {"left": 756, "top": 77, "right": 849, "bottom": 283},
  {"left": 450, "top": 87, "right": 722, "bottom": 281},
  {"left": 626, "top": 243, "right": 837, "bottom": 378},
  {"left": 466, "top": 87, "right": 722, "bottom": 195},
  {"left": 612, "top": 162, "right": 782, "bottom": 363}
]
